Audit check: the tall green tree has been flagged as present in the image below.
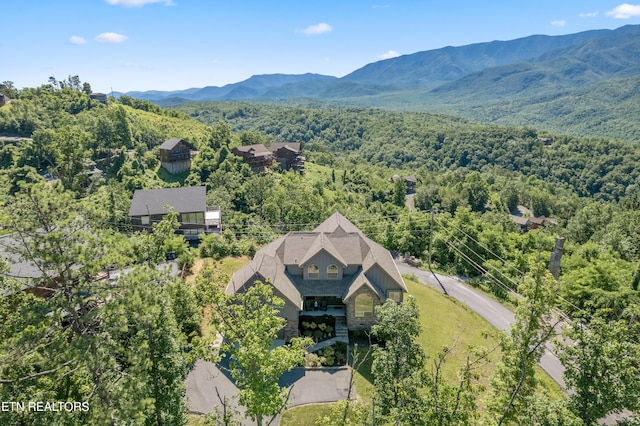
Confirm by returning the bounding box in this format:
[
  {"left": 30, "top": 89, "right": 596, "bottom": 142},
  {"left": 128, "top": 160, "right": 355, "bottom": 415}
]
[
  {"left": 207, "top": 281, "right": 312, "bottom": 426},
  {"left": 0, "top": 185, "right": 189, "bottom": 425},
  {"left": 104, "top": 266, "right": 189, "bottom": 426},
  {"left": 487, "top": 262, "right": 560, "bottom": 425},
  {"left": 557, "top": 315, "right": 640, "bottom": 425},
  {"left": 371, "top": 297, "right": 427, "bottom": 425}
]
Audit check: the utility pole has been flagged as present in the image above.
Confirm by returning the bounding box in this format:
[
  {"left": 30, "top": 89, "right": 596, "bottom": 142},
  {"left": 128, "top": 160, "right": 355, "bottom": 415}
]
[{"left": 428, "top": 209, "right": 434, "bottom": 271}]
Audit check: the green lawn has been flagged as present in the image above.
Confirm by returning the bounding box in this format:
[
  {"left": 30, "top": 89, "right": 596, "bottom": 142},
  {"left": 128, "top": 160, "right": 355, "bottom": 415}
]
[
  {"left": 280, "top": 403, "right": 338, "bottom": 426},
  {"left": 281, "top": 275, "right": 563, "bottom": 424}
]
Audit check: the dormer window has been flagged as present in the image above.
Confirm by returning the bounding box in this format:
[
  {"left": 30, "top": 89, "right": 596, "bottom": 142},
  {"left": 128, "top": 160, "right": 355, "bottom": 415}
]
[
  {"left": 308, "top": 264, "right": 319, "bottom": 279},
  {"left": 327, "top": 264, "right": 338, "bottom": 279}
]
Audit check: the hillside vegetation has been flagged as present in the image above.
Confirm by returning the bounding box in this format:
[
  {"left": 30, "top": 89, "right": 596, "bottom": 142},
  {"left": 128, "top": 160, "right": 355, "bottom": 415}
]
[{"left": 171, "top": 101, "right": 640, "bottom": 201}]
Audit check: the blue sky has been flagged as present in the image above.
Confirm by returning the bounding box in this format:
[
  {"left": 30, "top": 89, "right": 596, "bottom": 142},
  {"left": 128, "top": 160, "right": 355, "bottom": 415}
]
[{"left": 3, "top": 1, "right": 640, "bottom": 92}]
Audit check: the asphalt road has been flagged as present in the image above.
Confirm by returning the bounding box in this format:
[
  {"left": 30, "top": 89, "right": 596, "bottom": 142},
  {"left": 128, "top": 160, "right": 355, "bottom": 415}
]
[{"left": 395, "top": 260, "right": 567, "bottom": 389}]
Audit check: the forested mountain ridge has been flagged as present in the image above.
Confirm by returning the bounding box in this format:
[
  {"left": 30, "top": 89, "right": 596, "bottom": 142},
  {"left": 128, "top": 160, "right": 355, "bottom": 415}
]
[
  {"left": 120, "top": 24, "right": 640, "bottom": 143},
  {"left": 117, "top": 73, "right": 337, "bottom": 102},
  {"left": 340, "top": 27, "right": 617, "bottom": 85}
]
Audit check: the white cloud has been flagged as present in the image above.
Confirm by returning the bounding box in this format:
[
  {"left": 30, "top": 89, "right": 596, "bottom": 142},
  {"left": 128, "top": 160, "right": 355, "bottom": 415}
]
[
  {"left": 105, "top": 0, "right": 173, "bottom": 6},
  {"left": 551, "top": 20, "right": 567, "bottom": 27},
  {"left": 69, "top": 36, "right": 87, "bottom": 45},
  {"left": 606, "top": 3, "right": 640, "bottom": 19},
  {"left": 95, "top": 32, "right": 128, "bottom": 43},
  {"left": 300, "top": 23, "right": 332, "bottom": 35},
  {"left": 579, "top": 11, "right": 599, "bottom": 18},
  {"left": 379, "top": 50, "right": 400, "bottom": 60}
]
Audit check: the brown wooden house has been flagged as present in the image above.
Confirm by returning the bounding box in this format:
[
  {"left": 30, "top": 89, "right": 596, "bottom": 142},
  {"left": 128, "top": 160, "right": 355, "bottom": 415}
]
[
  {"left": 232, "top": 144, "right": 273, "bottom": 173},
  {"left": 158, "top": 138, "right": 197, "bottom": 175},
  {"left": 390, "top": 175, "right": 418, "bottom": 193},
  {"left": 270, "top": 142, "right": 305, "bottom": 173}
]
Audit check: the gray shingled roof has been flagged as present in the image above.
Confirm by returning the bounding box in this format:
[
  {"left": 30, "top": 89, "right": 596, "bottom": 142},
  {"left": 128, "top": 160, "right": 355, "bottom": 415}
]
[
  {"left": 129, "top": 186, "right": 206, "bottom": 216},
  {"left": 0, "top": 235, "right": 43, "bottom": 279},
  {"left": 233, "top": 144, "right": 271, "bottom": 156},
  {"left": 159, "top": 138, "right": 194, "bottom": 151},
  {"left": 270, "top": 142, "right": 301, "bottom": 153},
  {"left": 312, "top": 211, "right": 363, "bottom": 234},
  {"left": 228, "top": 212, "right": 406, "bottom": 309}
]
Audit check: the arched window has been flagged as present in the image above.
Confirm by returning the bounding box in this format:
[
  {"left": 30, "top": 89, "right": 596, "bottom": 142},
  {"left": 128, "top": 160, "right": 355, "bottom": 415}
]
[
  {"left": 327, "top": 264, "right": 338, "bottom": 279},
  {"left": 355, "top": 293, "right": 373, "bottom": 317},
  {"left": 308, "top": 264, "right": 319, "bottom": 279}
]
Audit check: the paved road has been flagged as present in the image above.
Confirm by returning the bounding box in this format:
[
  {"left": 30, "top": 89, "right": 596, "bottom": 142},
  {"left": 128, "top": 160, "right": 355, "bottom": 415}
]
[
  {"left": 395, "top": 260, "right": 567, "bottom": 389},
  {"left": 397, "top": 261, "right": 639, "bottom": 424}
]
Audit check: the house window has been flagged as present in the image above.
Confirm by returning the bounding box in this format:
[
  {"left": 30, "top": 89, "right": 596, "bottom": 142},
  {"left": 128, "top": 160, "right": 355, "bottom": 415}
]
[
  {"left": 355, "top": 293, "right": 373, "bottom": 317},
  {"left": 308, "top": 264, "right": 319, "bottom": 279},
  {"left": 182, "top": 212, "right": 201, "bottom": 224},
  {"left": 140, "top": 216, "right": 150, "bottom": 225},
  {"left": 387, "top": 290, "right": 402, "bottom": 303},
  {"left": 327, "top": 264, "right": 338, "bottom": 279}
]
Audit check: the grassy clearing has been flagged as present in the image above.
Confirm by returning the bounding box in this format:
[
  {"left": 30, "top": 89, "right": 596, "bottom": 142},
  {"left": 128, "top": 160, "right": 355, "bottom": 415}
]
[
  {"left": 156, "top": 166, "right": 189, "bottom": 186},
  {"left": 186, "top": 256, "right": 251, "bottom": 340}
]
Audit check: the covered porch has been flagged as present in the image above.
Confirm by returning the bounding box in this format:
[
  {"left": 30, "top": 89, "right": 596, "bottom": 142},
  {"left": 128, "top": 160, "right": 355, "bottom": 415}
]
[{"left": 302, "top": 296, "right": 346, "bottom": 317}]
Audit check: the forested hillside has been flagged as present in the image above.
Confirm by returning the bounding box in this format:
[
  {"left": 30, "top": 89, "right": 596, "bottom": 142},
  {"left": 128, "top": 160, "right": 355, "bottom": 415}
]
[
  {"left": 1, "top": 80, "right": 639, "bottom": 424},
  {"left": 172, "top": 101, "right": 640, "bottom": 201}
]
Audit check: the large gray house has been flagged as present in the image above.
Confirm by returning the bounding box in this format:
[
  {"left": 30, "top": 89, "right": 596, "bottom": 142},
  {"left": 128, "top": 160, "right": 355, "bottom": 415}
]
[
  {"left": 227, "top": 212, "right": 407, "bottom": 341},
  {"left": 128, "top": 186, "right": 220, "bottom": 238}
]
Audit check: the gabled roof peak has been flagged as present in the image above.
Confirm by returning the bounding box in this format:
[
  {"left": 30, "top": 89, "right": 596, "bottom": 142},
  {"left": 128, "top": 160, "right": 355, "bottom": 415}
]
[{"left": 313, "top": 212, "right": 362, "bottom": 234}]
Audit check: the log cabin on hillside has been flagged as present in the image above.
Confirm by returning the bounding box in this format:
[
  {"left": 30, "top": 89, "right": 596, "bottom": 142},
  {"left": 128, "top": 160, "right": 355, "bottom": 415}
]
[
  {"left": 270, "top": 142, "right": 305, "bottom": 173},
  {"left": 158, "top": 138, "right": 197, "bottom": 175},
  {"left": 231, "top": 144, "right": 273, "bottom": 173}
]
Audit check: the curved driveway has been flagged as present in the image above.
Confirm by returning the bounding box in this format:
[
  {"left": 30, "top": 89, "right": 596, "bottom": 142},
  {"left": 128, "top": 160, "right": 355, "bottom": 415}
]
[{"left": 395, "top": 260, "right": 566, "bottom": 388}]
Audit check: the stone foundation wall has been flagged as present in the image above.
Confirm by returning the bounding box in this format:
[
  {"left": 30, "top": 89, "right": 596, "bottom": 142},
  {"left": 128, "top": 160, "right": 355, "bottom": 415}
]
[{"left": 283, "top": 316, "right": 299, "bottom": 341}]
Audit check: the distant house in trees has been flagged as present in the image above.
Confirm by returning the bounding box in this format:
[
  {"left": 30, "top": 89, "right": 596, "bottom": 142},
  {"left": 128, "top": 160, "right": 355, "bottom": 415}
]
[
  {"left": 89, "top": 93, "right": 108, "bottom": 105},
  {"left": 128, "top": 186, "right": 221, "bottom": 239},
  {"left": 538, "top": 137, "right": 553, "bottom": 146},
  {"left": 158, "top": 138, "right": 197, "bottom": 175},
  {"left": 0, "top": 94, "right": 9, "bottom": 106},
  {"left": 509, "top": 214, "right": 555, "bottom": 232},
  {"left": 232, "top": 144, "right": 273, "bottom": 173},
  {"left": 509, "top": 215, "right": 530, "bottom": 232},
  {"left": 227, "top": 212, "right": 407, "bottom": 342},
  {"left": 389, "top": 175, "right": 418, "bottom": 193},
  {"left": 270, "top": 142, "right": 305, "bottom": 173}
]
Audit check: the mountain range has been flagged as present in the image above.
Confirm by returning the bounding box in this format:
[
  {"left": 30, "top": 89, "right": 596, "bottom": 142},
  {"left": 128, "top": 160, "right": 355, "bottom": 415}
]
[{"left": 118, "top": 25, "right": 640, "bottom": 142}]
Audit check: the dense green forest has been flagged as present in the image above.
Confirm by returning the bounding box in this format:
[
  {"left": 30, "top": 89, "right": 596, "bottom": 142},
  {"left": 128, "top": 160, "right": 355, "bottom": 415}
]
[{"left": 1, "top": 79, "right": 639, "bottom": 425}]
